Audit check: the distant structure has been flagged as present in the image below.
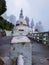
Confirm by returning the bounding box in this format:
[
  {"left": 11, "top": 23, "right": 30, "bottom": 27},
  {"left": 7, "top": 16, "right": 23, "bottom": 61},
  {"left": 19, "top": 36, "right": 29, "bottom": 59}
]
[
  {"left": 35, "top": 21, "right": 44, "bottom": 32},
  {"left": 25, "top": 16, "right": 29, "bottom": 26},
  {"left": 9, "top": 15, "right": 16, "bottom": 24}
]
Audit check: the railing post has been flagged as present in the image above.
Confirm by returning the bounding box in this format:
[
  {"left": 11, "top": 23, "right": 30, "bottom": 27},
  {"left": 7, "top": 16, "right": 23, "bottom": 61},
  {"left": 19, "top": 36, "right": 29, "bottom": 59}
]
[
  {"left": 39, "top": 33, "right": 43, "bottom": 43},
  {"left": 47, "top": 32, "right": 49, "bottom": 46},
  {"left": 42, "top": 33, "right": 46, "bottom": 45}
]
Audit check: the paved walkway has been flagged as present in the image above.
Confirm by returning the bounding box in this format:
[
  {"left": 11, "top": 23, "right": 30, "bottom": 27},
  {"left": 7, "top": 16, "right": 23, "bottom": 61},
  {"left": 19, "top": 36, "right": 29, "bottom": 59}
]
[
  {"left": 32, "top": 40, "right": 49, "bottom": 65},
  {"left": 0, "top": 36, "right": 12, "bottom": 57},
  {"left": 0, "top": 36, "right": 49, "bottom": 65},
  {"left": 0, "top": 36, "right": 12, "bottom": 45}
]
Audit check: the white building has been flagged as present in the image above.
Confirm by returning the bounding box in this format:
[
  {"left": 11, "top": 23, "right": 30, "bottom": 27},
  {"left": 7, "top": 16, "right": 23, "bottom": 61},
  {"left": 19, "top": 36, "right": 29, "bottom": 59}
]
[{"left": 12, "top": 9, "right": 32, "bottom": 36}]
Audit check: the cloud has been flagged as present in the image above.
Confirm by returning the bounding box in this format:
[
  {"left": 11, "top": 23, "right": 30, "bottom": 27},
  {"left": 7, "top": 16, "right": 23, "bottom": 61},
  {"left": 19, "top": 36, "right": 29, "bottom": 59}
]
[
  {"left": 5, "top": 0, "right": 32, "bottom": 18},
  {"left": 5, "top": 0, "right": 49, "bottom": 31}
]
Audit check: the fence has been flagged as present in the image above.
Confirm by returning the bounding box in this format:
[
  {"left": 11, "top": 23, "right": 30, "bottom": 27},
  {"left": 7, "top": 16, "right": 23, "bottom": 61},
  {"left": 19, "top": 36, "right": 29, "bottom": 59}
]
[{"left": 28, "top": 32, "right": 49, "bottom": 46}]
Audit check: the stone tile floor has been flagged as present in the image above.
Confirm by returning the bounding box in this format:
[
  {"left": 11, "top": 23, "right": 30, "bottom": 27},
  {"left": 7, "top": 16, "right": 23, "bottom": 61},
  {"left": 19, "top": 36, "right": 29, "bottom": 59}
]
[
  {"left": 32, "top": 41, "right": 49, "bottom": 65},
  {"left": 0, "top": 36, "right": 49, "bottom": 65}
]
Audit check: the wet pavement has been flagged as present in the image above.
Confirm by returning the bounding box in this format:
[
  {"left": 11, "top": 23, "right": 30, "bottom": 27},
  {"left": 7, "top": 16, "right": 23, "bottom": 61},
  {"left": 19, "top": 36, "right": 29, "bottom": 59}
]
[
  {"left": 32, "top": 40, "right": 49, "bottom": 65},
  {"left": 0, "top": 36, "right": 12, "bottom": 45},
  {"left": 0, "top": 36, "right": 49, "bottom": 65},
  {"left": 0, "top": 36, "right": 12, "bottom": 57}
]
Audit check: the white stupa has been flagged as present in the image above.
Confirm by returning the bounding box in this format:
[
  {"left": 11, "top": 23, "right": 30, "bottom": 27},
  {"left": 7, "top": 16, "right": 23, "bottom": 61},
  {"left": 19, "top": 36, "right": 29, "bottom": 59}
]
[
  {"left": 13, "top": 9, "right": 32, "bottom": 36},
  {"left": 10, "top": 9, "right": 32, "bottom": 65}
]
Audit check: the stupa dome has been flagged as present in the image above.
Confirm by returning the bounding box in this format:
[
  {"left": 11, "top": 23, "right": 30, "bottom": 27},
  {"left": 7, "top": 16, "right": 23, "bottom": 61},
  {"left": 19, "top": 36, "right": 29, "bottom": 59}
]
[{"left": 16, "top": 9, "right": 27, "bottom": 26}]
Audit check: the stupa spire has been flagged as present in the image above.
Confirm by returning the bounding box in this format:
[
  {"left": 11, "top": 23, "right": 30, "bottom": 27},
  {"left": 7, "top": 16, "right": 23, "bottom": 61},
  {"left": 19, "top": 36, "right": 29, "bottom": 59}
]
[{"left": 19, "top": 9, "right": 24, "bottom": 19}]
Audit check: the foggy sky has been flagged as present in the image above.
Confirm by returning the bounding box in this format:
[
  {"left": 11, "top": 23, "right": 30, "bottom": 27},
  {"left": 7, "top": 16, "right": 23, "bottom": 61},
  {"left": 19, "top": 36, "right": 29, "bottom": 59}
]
[{"left": 5, "top": 0, "right": 49, "bottom": 31}]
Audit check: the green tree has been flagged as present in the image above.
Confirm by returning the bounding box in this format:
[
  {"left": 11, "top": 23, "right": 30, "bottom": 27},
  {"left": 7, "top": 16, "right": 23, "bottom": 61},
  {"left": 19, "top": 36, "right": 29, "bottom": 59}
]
[
  {"left": 0, "top": 17, "right": 14, "bottom": 30},
  {"left": 0, "top": 0, "right": 7, "bottom": 15}
]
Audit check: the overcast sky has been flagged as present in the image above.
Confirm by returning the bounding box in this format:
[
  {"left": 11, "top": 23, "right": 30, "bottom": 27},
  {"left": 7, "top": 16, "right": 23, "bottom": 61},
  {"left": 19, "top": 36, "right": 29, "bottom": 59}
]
[{"left": 5, "top": 0, "right": 49, "bottom": 31}]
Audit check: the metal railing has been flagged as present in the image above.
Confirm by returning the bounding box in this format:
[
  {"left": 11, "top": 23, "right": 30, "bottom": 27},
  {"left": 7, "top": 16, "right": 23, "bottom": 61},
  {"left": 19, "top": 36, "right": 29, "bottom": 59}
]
[{"left": 28, "top": 32, "right": 49, "bottom": 46}]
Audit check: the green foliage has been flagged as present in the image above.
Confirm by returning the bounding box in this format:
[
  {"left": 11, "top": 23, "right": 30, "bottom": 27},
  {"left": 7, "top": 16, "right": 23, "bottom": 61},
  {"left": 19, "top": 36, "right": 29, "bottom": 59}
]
[
  {"left": 0, "top": 0, "right": 14, "bottom": 30},
  {"left": 0, "top": 16, "right": 14, "bottom": 30},
  {"left": 0, "top": 0, "right": 7, "bottom": 15}
]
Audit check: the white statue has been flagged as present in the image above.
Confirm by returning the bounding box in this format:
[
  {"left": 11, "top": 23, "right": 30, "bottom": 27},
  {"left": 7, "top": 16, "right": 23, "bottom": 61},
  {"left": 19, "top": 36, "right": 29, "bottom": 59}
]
[{"left": 18, "top": 54, "right": 24, "bottom": 65}]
